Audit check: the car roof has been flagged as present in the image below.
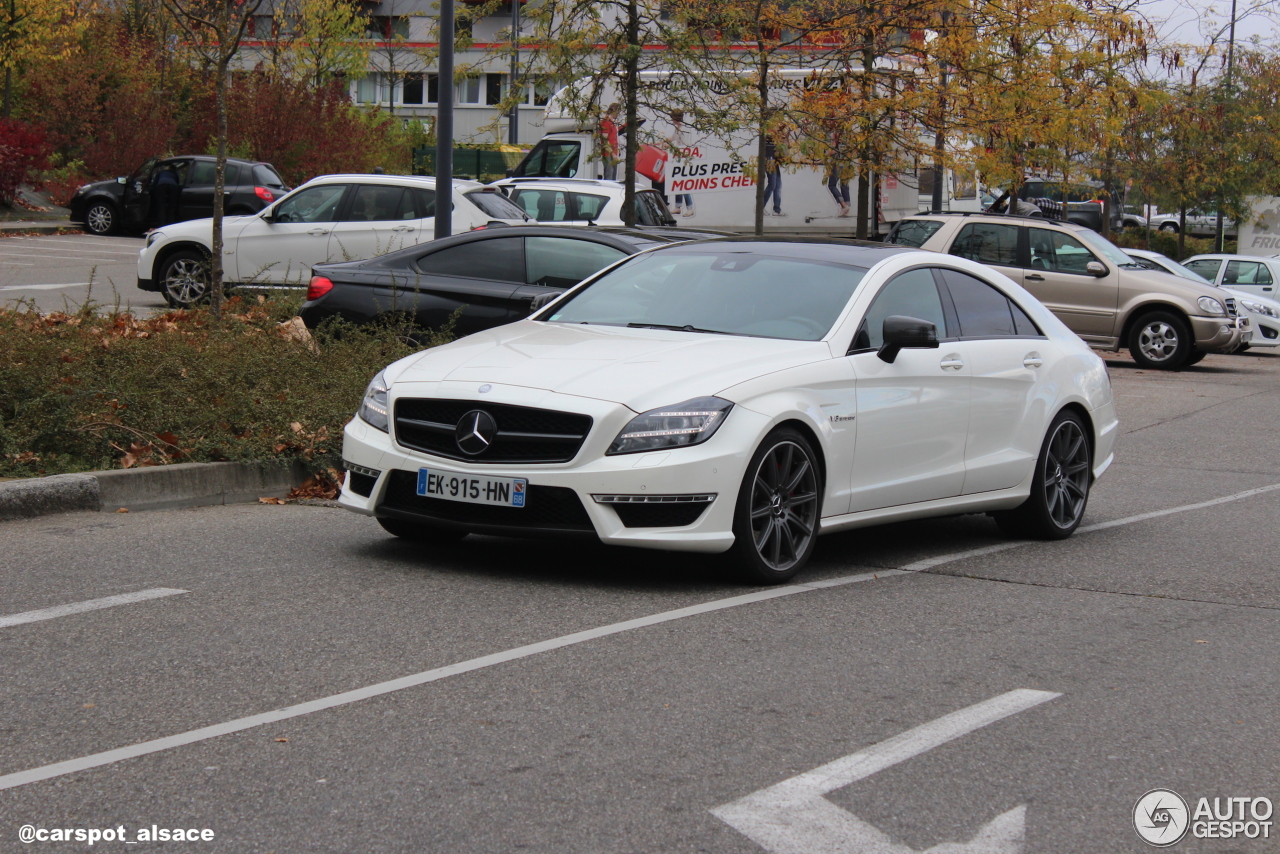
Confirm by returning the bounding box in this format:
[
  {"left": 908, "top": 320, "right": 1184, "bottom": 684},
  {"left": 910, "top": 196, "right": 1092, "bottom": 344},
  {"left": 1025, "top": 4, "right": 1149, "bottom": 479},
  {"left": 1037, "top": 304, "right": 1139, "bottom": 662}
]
[
  {"left": 497, "top": 178, "right": 629, "bottom": 190},
  {"left": 906, "top": 211, "right": 1087, "bottom": 230},
  {"left": 303, "top": 174, "right": 486, "bottom": 189},
  {"left": 650, "top": 236, "right": 914, "bottom": 265},
  {"left": 171, "top": 155, "right": 270, "bottom": 167},
  {"left": 1184, "top": 253, "right": 1277, "bottom": 261}
]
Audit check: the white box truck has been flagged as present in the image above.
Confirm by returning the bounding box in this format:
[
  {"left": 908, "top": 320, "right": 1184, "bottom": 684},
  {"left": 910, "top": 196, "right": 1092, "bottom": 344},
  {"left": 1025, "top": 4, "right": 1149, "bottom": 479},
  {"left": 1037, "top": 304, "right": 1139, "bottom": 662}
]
[
  {"left": 1238, "top": 196, "right": 1280, "bottom": 257},
  {"left": 505, "top": 73, "right": 925, "bottom": 236}
]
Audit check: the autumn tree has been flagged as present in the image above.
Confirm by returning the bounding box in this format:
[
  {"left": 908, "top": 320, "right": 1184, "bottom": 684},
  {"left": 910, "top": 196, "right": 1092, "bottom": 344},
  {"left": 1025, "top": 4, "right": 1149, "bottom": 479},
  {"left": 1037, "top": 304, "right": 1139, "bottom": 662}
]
[
  {"left": 161, "top": 0, "right": 265, "bottom": 317},
  {"left": 255, "top": 0, "right": 369, "bottom": 88},
  {"left": 0, "top": 0, "right": 84, "bottom": 117}
]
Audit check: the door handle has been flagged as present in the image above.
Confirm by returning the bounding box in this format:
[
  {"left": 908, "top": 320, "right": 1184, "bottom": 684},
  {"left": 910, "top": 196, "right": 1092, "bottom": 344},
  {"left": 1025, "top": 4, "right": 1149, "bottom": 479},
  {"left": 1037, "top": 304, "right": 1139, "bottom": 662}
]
[
  {"left": 1025, "top": 273, "right": 1045, "bottom": 281},
  {"left": 308, "top": 228, "right": 330, "bottom": 235},
  {"left": 940, "top": 355, "right": 965, "bottom": 370},
  {"left": 1023, "top": 353, "right": 1043, "bottom": 368},
  {"left": 391, "top": 225, "right": 415, "bottom": 232}
]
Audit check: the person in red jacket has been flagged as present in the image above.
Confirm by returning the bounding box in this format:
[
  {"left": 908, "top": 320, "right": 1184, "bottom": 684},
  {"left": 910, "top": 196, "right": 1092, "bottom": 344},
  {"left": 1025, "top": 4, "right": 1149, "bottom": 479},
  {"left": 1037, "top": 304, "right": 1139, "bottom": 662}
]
[{"left": 599, "top": 103, "right": 621, "bottom": 180}]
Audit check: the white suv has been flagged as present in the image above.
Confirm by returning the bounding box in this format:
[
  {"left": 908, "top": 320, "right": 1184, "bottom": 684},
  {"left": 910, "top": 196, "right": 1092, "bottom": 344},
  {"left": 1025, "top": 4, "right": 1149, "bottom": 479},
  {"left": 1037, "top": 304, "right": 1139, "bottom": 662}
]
[
  {"left": 491, "top": 178, "right": 676, "bottom": 227},
  {"left": 138, "top": 174, "right": 530, "bottom": 307}
]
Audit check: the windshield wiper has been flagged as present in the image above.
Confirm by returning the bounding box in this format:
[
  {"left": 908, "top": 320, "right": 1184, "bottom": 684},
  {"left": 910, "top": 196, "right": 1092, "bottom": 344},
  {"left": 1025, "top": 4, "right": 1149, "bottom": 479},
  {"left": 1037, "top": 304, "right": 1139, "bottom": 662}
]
[{"left": 626, "top": 322, "right": 735, "bottom": 335}]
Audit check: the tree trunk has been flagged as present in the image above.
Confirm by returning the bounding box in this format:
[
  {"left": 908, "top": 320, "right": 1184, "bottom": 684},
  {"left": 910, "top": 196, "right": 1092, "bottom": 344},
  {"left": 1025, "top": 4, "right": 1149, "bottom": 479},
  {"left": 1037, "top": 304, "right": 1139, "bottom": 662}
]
[
  {"left": 1177, "top": 205, "right": 1186, "bottom": 259},
  {"left": 621, "top": 0, "right": 638, "bottom": 228},
  {"left": 754, "top": 54, "right": 768, "bottom": 237},
  {"left": 211, "top": 53, "right": 228, "bottom": 318},
  {"left": 855, "top": 170, "right": 869, "bottom": 239}
]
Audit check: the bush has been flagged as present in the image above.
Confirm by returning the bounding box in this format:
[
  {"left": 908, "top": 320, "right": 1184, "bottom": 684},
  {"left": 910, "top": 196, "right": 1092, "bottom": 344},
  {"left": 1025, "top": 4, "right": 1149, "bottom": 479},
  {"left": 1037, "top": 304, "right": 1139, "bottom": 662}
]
[
  {"left": 0, "top": 119, "right": 51, "bottom": 203},
  {"left": 0, "top": 294, "right": 450, "bottom": 478},
  {"left": 1111, "top": 228, "right": 1233, "bottom": 261}
]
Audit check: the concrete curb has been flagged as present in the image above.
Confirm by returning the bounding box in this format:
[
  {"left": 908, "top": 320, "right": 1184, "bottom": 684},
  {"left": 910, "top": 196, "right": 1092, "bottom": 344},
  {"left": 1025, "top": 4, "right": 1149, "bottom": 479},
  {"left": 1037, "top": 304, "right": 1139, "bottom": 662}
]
[
  {"left": 0, "top": 461, "right": 314, "bottom": 521},
  {"left": 0, "top": 221, "right": 80, "bottom": 235}
]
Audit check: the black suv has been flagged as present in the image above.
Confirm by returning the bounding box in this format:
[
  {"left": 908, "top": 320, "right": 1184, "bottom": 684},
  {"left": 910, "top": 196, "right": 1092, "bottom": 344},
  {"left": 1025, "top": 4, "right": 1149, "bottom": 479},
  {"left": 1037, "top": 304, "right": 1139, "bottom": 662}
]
[{"left": 69, "top": 155, "right": 290, "bottom": 236}]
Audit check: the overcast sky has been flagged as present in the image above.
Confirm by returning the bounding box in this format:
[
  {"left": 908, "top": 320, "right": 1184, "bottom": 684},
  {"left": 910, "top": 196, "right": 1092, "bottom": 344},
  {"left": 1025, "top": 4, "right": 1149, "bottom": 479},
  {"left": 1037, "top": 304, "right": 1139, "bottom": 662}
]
[{"left": 1138, "top": 0, "right": 1278, "bottom": 49}]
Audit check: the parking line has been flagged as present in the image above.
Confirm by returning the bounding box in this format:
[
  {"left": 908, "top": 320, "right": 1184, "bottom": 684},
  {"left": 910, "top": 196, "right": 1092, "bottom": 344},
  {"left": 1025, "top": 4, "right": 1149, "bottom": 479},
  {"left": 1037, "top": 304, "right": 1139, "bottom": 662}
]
[
  {"left": 0, "top": 283, "right": 94, "bottom": 291},
  {"left": 1, "top": 481, "right": 1278, "bottom": 791},
  {"left": 0, "top": 588, "right": 188, "bottom": 629}
]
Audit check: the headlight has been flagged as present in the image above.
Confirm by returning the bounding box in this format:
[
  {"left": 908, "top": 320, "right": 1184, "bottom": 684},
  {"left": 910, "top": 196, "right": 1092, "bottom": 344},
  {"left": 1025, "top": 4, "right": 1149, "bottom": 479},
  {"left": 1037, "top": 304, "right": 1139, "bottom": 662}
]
[
  {"left": 607, "top": 397, "right": 733, "bottom": 455},
  {"left": 145, "top": 231, "right": 164, "bottom": 248},
  {"left": 358, "top": 371, "right": 390, "bottom": 432},
  {"left": 1198, "top": 297, "right": 1226, "bottom": 316},
  {"left": 1241, "top": 300, "right": 1279, "bottom": 318}
]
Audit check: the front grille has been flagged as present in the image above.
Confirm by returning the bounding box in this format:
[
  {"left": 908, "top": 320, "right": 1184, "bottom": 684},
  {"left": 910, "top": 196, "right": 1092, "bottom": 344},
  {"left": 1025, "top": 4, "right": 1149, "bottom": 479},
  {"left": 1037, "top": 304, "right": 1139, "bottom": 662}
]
[
  {"left": 378, "top": 470, "right": 594, "bottom": 533},
  {"left": 1225, "top": 298, "right": 1238, "bottom": 316},
  {"left": 394, "top": 399, "right": 593, "bottom": 464}
]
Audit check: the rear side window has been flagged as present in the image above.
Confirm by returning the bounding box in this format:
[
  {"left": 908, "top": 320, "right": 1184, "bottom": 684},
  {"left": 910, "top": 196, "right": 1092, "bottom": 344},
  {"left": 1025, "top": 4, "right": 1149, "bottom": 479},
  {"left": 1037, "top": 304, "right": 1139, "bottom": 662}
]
[
  {"left": 852, "top": 268, "right": 947, "bottom": 351},
  {"left": 1223, "top": 260, "right": 1274, "bottom": 286},
  {"left": 465, "top": 190, "right": 528, "bottom": 220},
  {"left": 415, "top": 237, "right": 525, "bottom": 282},
  {"left": 886, "top": 220, "right": 942, "bottom": 248},
  {"left": 939, "top": 268, "right": 1040, "bottom": 338},
  {"left": 223, "top": 163, "right": 242, "bottom": 186},
  {"left": 188, "top": 161, "right": 217, "bottom": 187},
  {"left": 345, "top": 185, "right": 406, "bottom": 221},
  {"left": 253, "top": 164, "right": 286, "bottom": 188},
  {"left": 633, "top": 192, "right": 671, "bottom": 225},
  {"left": 525, "top": 237, "right": 627, "bottom": 288},
  {"left": 1184, "top": 259, "right": 1223, "bottom": 281},
  {"left": 512, "top": 188, "right": 570, "bottom": 221},
  {"left": 950, "top": 223, "right": 1019, "bottom": 267}
]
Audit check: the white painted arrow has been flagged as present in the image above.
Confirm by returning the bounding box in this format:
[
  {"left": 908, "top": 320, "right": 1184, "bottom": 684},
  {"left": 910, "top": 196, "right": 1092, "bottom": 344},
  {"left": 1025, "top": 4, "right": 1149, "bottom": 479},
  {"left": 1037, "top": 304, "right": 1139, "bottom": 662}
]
[{"left": 711, "top": 689, "right": 1060, "bottom": 854}]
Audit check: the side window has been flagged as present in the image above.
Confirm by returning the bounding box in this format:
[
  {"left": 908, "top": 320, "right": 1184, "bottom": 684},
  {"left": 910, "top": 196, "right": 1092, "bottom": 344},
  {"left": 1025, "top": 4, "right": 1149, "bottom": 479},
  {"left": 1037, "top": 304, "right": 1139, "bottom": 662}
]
[
  {"left": 1224, "top": 261, "right": 1273, "bottom": 286},
  {"left": 851, "top": 268, "right": 947, "bottom": 351},
  {"left": 415, "top": 237, "right": 525, "bottom": 282},
  {"left": 1029, "top": 228, "right": 1099, "bottom": 274},
  {"left": 939, "top": 268, "right": 1039, "bottom": 338},
  {"left": 413, "top": 188, "right": 437, "bottom": 218},
  {"left": 223, "top": 163, "right": 242, "bottom": 186},
  {"left": 187, "top": 161, "right": 218, "bottom": 187},
  {"left": 885, "top": 220, "right": 942, "bottom": 248},
  {"left": 1184, "top": 259, "right": 1223, "bottom": 282},
  {"left": 526, "top": 237, "right": 627, "bottom": 288},
  {"left": 572, "top": 193, "right": 609, "bottom": 221},
  {"left": 345, "top": 185, "right": 406, "bottom": 222},
  {"left": 274, "top": 185, "right": 347, "bottom": 223},
  {"left": 513, "top": 189, "right": 569, "bottom": 221},
  {"left": 950, "top": 223, "right": 1019, "bottom": 267}
]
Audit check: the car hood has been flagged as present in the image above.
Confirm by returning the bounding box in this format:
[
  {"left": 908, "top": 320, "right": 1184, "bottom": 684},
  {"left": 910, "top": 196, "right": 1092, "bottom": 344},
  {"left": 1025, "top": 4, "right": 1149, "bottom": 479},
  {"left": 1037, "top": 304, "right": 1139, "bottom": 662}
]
[
  {"left": 1120, "top": 266, "right": 1234, "bottom": 301},
  {"left": 386, "top": 321, "right": 831, "bottom": 412},
  {"left": 152, "top": 215, "right": 260, "bottom": 241}
]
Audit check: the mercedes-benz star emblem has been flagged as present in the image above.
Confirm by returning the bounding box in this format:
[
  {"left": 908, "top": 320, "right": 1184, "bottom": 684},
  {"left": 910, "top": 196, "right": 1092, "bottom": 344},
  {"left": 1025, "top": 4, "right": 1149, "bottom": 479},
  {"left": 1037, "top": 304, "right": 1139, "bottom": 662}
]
[{"left": 455, "top": 410, "right": 497, "bottom": 456}]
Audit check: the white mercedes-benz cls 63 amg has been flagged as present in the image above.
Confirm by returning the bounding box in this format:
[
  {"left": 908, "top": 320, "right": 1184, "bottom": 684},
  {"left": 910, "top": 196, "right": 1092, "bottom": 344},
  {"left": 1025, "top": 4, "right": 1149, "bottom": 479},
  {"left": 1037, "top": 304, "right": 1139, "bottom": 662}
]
[{"left": 337, "top": 238, "right": 1117, "bottom": 583}]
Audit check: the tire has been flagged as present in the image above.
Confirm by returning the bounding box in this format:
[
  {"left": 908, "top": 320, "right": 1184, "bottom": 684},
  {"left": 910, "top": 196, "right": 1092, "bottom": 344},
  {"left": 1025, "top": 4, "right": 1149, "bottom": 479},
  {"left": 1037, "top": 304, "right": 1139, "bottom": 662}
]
[
  {"left": 159, "top": 249, "right": 213, "bottom": 309},
  {"left": 377, "top": 516, "right": 468, "bottom": 543},
  {"left": 728, "top": 427, "right": 822, "bottom": 584},
  {"left": 1159, "top": 222, "right": 1179, "bottom": 233},
  {"left": 1184, "top": 349, "right": 1207, "bottom": 365},
  {"left": 84, "top": 201, "right": 118, "bottom": 236},
  {"left": 1128, "top": 310, "right": 1192, "bottom": 370},
  {"left": 993, "top": 409, "right": 1092, "bottom": 540}
]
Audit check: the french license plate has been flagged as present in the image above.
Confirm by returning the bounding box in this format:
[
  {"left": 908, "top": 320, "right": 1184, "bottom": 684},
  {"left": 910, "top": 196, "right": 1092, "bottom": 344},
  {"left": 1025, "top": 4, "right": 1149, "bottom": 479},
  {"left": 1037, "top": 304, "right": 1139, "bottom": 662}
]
[{"left": 417, "top": 469, "right": 527, "bottom": 507}]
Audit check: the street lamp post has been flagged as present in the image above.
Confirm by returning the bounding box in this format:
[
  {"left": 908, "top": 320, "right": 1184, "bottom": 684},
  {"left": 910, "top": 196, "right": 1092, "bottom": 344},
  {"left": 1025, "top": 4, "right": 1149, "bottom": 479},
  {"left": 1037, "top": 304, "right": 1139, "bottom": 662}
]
[
  {"left": 434, "top": 0, "right": 454, "bottom": 239},
  {"left": 1213, "top": 0, "right": 1237, "bottom": 253},
  {"left": 509, "top": 0, "right": 520, "bottom": 145}
]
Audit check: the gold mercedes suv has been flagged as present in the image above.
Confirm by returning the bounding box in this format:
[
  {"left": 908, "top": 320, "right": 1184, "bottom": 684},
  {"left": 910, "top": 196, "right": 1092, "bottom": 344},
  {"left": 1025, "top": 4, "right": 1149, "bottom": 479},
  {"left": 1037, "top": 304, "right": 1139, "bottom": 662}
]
[{"left": 886, "top": 213, "right": 1249, "bottom": 370}]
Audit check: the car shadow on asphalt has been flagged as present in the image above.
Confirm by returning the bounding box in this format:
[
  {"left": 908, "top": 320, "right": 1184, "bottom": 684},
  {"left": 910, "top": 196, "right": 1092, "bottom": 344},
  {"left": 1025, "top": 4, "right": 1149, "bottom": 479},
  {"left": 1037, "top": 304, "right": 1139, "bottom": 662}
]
[{"left": 350, "top": 511, "right": 1011, "bottom": 593}]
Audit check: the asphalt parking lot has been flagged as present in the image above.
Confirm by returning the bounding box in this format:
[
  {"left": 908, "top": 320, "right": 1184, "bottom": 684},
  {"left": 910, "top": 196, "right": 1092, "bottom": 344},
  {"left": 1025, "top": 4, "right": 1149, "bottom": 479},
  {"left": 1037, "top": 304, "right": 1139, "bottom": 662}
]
[
  {"left": 0, "top": 233, "right": 163, "bottom": 314},
  {"left": 2, "top": 349, "right": 1279, "bottom": 852}
]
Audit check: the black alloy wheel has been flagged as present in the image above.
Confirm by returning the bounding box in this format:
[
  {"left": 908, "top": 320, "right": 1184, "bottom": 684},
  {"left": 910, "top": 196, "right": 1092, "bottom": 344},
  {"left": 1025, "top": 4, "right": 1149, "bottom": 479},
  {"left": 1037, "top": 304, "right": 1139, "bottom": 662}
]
[
  {"left": 160, "top": 249, "right": 213, "bottom": 309},
  {"left": 994, "top": 409, "right": 1092, "bottom": 540},
  {"left": 84, "top": 201, "right": 117, "bottom": 236},
  {"left": 730, "top": 427, "right": 822, "bottom": 584}
]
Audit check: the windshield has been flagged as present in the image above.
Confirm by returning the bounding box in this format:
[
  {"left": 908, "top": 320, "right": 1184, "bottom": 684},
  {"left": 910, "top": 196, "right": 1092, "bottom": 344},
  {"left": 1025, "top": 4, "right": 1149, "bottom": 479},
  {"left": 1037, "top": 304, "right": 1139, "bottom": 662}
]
[
  {"left": 1075, "top": 229, "right": 1139, "bottom": 266},
  {"left": 545, "top": 250, "right": 867, "bottom": 341},
  {"left": 1133, "top": 252, "right": 1213, "bottom": 284}
]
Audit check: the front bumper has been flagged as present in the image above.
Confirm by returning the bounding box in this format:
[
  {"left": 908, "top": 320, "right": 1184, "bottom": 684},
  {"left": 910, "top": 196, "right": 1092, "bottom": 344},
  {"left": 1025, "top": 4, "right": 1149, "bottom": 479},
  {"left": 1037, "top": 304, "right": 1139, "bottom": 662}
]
[
  {"left": 337, "top": 382, "right": 768, "bottom": 553},
  {"left": 1190, "top": 314, "right": 1247, "bottom": 353}
]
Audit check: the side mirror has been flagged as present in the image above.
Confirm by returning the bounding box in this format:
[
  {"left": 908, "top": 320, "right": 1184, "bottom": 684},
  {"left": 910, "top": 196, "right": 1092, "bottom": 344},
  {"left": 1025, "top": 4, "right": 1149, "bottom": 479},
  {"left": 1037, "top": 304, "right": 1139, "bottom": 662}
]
[
  {"left": 116, "top": 176, "right": 127, "bottom": 185},
  {"left": 528, "top": 290, "right": 563, "bottom": 315},
  {"left": 262, "top": 207, "right": 277, "bottom": 223},
  {"left": 1087, "top": 261, "right": 1108, "bottom": 278},
  {"left": 878, "top": 315, "right": 939, "bottom": 363}
]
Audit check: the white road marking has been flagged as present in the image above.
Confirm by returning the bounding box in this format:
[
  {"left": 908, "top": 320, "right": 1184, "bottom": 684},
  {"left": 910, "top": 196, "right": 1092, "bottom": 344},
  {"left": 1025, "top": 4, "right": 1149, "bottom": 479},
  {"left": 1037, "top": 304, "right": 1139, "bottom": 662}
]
[
  {"left": 1, "top": 482, "right": 1276, "bottom": 790},
  {"left": 0, "top": 588, "right": 187, "bottom": 629},
  {"left": 0, "top": 244, "right": 142, "bottom": 255},
  {"left": 0, "top": 282, "right": 94, "bottom": 291},
  {"left": 0, "top": 251, "right": 127, "bottom": 261},
  {"left": 711, "top": 689, "right": 1060, "bottom": 854}
]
